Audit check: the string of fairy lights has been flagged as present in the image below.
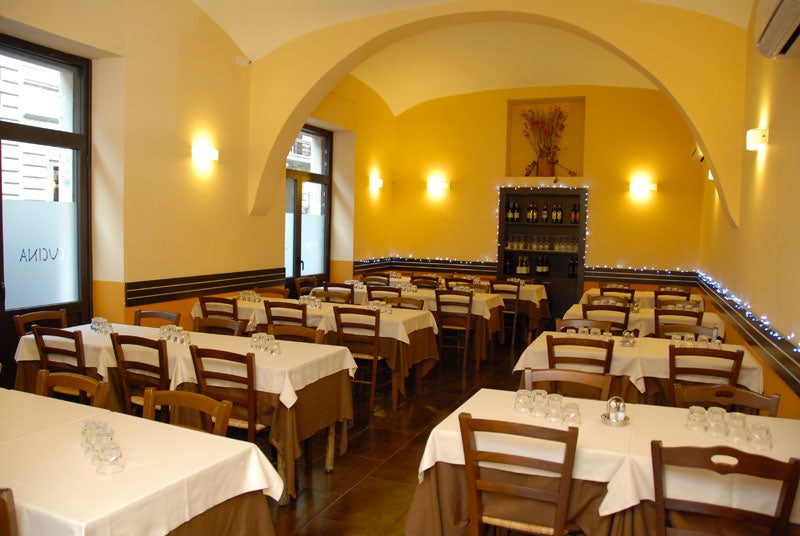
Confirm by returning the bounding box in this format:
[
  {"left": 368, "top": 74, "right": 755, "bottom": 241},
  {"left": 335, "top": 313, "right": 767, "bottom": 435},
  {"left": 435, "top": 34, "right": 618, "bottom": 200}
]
[{"left": 360, "top": 182, "right": 799, "bottom": 354}]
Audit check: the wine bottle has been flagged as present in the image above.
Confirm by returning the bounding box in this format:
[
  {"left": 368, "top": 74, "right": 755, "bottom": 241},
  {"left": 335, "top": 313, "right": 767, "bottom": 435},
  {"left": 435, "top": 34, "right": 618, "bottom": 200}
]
[
  {"left": 574, "top": 203, "right": 580, "bottom": 224},
  {"left": 544, "top": 256, "right": 550, "bottom": 276},
  {"left": 513, "top": 202, "right": 520, "bottom": 222},
  {"left": 570, "top": 203, "right": 576, "bottom": 224},
  {"left": 556, "top": 203, "right": 562, "bottom": 224},
  {"left": 532, "top": 202, "right": 538, "bottom": 223},
  {"left": 526, "top": 203, "right": 533, "bottom": 223},
  {"left": 541, "top": 203, "right": 549, "bottom": 223},
  {"left": 506, "top": 202, "right": 513, "bottom": 222}
]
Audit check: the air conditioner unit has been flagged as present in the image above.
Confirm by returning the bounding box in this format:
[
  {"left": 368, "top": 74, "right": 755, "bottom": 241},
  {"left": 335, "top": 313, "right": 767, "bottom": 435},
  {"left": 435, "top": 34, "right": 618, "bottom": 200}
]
[{"left": 755, "top": 0, "right": 800, "bottom": 58}]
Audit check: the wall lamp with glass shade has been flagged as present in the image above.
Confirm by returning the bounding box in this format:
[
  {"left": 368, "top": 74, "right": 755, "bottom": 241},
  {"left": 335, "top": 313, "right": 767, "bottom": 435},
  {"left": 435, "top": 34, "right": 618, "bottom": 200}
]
[
  {"left": 192, "top": 139, "right": 219, "bottom": 163},
  {"left": 746, "top": 128, "right": 769, "bottom": 151},
  {"left": 426, "top": 172, "right": 450, "bottom": 198},
  {"left": 629, "top": 172, "right": 657, "bottom": 201},
  {"left": 369, "top": 172, "right": 383, "bottom": 190}
]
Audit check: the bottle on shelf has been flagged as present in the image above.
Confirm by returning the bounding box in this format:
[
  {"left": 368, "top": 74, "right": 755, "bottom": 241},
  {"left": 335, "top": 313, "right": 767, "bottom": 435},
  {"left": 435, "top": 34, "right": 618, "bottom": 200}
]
[
  {"left": 526, "top": 203, "right": 534, "bottom": 223},
  {"left": 506, "top": 202, "right": 513, "bottom": 222},
  {"left": 555, "top": 203, "right": 561, "bottom": 224},
  {"left": 513, "top": 202, "right": 520, "bottom": 222},
  {"left": 541, "top": 203, "right": 549, "bottom": 223},
  {"left": 532, "top": 202, "right": 538, "bottom": 223},
  {"left": 572, "top": 203, "right": 580, "bottom": 224},
  {"left": 543, "top": 256, "right": 550, "bottom": 276}
]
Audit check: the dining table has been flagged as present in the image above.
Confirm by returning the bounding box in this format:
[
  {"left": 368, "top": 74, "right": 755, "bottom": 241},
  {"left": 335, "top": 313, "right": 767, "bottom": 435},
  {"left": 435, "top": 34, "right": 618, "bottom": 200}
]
[
  {"left": 0, "top": 387, "right": 282, "bottom": 535},
  {"left": 562, "top": 303, "right": 726, "bottom": 339},
  {"left": 579, "top": 288, "right": 705, "bottom": 310},
  {"left": 13, "top": 323, "right": 357, "bottom": 501},
  {"left": 512, "top": 331, "right": 764, "bottom": 404},
  {"left": 405, "top": 387, "right": 800, "bottom": 536}
]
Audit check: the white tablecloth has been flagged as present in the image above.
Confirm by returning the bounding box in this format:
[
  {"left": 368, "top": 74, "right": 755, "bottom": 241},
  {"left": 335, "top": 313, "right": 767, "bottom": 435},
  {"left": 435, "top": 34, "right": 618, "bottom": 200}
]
[
  {"left": 580, "top": 288, "right": 704, "bottom": 310},
  {"left": 520, "top": 283, "right": 548, "bottom": 304},
  {"left": 0, "top": 388, "right": 282, "bottom": 536},
  {"left": 563, "top": 303, "right": 726, "bottom": 338},
  {"left": 412, "top": 288, "right": 503, "bottom": 320},
  {"left": 418, "top": 388, "right": 800, "bottom": 522},
  {"left": 15, "top": 324, "right": 357, "bottom": 409},
  {"left": 513, "top": 332, "right": 763, "bottom": 394}
]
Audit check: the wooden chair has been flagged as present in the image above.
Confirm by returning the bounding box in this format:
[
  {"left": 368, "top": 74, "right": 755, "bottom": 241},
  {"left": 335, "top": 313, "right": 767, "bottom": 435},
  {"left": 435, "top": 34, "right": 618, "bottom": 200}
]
[
  {"left": 555, "top": 318, "right": 612, "bottom": 334},
  {"left": 133, "top": 309, "right": 181, "bottom": 327},
  {"left": 198, "top": 296, "right": 239, "bottom": 321},
  {"left": 190, "top": 345, "right": 266, "bottom": 442},
  {"left": 445, "top": 277, "right": 473, "bottom": 289},
  {"left": 254, "top": 285, "right": 290, "bottom": 298},
  {"left": 546, "top": 334, "right": 614, "bottom": 373},
  {"left": 366, "top": 285, "right": 401, "bottom": 301},
  {"left": 322, "top": 282, "right": 355, "bottom": 303},
  {"left": 654, "top": 308, "right": 704, "bottom": 338},
  {"left": 458, "top": 412, "right": 579, "bottom": 536},
  {"left": 267, "top": 324, "right": 324, "bottom": 344},
  {"left": 294, "top": 276, "right": 318, "bottom": 298},
  {"left": 264, "top": 300, "right": 308, "bottom": 327},
  {"left": 658, "top": 324, "right": 720, "bottom": 342},
  {"left": 110, "top": 333, "right": 170, "bottom": 415},
  {"left": 410, "top": 276, "right": 439, "bottom": 289},
  {"left": 193, "top": 317, "right": 246, "bottom": 336},
  {"left": 32, "top": 326, "right": 87, "bottom": 376},
  {"left": 674, "top": 384, "right": 780, "bottom": 416},
  {"left": 435, "top": 289, "right": 475, "bottom": 371},
  {"left": 668, "top": 344, "right": 744, "bottom": 405},
  {"left": 142, "top": 387, "right": 233, "bottom": 436},
  {"left": 490, "top": 279, "right": 522, "bottom": 347},
  {"left": 361, "top": 274, "right": 390, "bottom": 286},
  {"left": 384, "top": 296, "right": 424, "bottom": 310},
  {"left": 35, "top": 370, "right": 109, "bottom": 408},
  {"left": 524, "top": 367, "right": 612, "bottom": 401},
  {"left": 13, "top": 309, "right": 67, "bottom": 338},
  {"left": 0, "top": 488, "right": 19, "bottom": 536},
  {"left": 654, "top": 289, "right": 691, "bottom": 306},
  {"left": 598, "top": 283, "right": 635, "bottom": 302},
  {"left": 651, "top": 440, "right": 800, "bottom": 536},
  {"left": 334, "top": 306, "right": 391, "bottom": 412},
  {"left": 314, "top": 289, "right": 352, "bottom": 304},
  {"left": 587, "top": 294, "right": 629, "bottom": 307},
  {"left": 581, "top": 303, "right": 630, "bottom": 335}
]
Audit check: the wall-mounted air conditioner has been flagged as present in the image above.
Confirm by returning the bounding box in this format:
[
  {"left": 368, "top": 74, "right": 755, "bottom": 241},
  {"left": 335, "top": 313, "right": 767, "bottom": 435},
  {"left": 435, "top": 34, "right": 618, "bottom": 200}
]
[{"left": 755, "top": 0, "right": 800, "bottom": 58}]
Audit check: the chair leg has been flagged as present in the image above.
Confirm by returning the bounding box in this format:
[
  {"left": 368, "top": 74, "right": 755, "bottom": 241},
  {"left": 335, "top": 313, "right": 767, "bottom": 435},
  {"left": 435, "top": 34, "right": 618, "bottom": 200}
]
[{"left": 368, "top": 358, "right": 378, "bottom": 412}]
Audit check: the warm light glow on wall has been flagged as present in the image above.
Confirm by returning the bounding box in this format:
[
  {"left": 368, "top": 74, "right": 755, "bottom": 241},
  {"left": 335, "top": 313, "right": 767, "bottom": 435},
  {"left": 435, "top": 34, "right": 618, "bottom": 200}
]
[
  {"left": 707, "top": 170, "right": 714, "bottom": 181},
  {"left": 192, "top": 134, "right": 219, "bottom": 176},
  {"left": 426, "top": 172, "right": 450, "bottom": 199},
  {"left": 369, "top": 170, "right": 383, "bottom": 191},
  {"left": 629, "top": 171, "right": 656, "bottom": 201},
  {"left": 745, "top": 128, "right": 769, "bottom": 151}
]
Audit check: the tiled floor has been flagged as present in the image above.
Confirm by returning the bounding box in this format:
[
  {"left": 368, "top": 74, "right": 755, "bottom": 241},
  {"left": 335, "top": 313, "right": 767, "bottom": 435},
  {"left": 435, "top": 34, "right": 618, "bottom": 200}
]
[{"left": 266, "top": 337, "right": 524, "bottom": 535}]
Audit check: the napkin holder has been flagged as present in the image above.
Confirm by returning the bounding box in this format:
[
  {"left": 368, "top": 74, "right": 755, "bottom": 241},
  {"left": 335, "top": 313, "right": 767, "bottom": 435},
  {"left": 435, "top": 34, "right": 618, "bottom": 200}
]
[
  {"left": 602, "top": 396, "right": 629, "bottom": 426},
  {"left": 621, "top": 330, "right": 635, "bottom": 347}
]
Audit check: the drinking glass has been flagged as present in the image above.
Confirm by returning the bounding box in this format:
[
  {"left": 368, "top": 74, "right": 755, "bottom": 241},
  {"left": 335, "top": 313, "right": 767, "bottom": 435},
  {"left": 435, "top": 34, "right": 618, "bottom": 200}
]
[
  {"left": 685, "top": 405, "right": 708, "bottom": 431},
  {"left": 95, "top": 441, "right": 124, "bottom": 474},
  {"left": 563, "top": 402, "right": 581, "bottom": 426},
  {"left": 545, "top": 394, "right": 564, "bottom": 423},
  {"left": 748, "top": 423, "right": 772, "bottom": 451},
  {"left": 513, "top": 389, "right": 532, "bottom": 413},
  {"left": 726, "top": 412, "right": 748, "bottom": 444},
  {"left": 531, "top": 389, "right": 548, "bottom": 418},
  {"left": 706, "top": 406, "right": 727, "bottom": 437},
  {"left": 269, "top": 339, "right": 281, "bottom": 356}
]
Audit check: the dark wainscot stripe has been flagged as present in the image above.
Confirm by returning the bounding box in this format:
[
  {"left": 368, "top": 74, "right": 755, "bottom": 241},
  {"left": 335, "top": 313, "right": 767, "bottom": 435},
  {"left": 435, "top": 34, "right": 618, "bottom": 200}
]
[
  {"left": 355, "top": 257, "right": 497, "bottom": 277},
  {"left": 125, "top": 268, "right": 285, "bottom": 307}
]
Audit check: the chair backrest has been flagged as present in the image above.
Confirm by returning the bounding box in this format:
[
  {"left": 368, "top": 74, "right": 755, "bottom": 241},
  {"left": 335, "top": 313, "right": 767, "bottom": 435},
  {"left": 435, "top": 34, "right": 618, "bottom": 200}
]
[
  {"left": 654, "top": 308, "right": 705, "bottom": 338},
  {"left": 198, "top": 296, "right": 238, "bottom": 320},
  {"left": 193, "top": 316, "right": 246, "bottom": 336},
  {"left": 581, "top": 303, "right": 630, "bottom": 334},
  {"left": 254, "top": 285, "right": 290, "bottom": 298},
  {"left": 434, "top": 289, "right": 473, "bottom": 331},
  {"left": 264, "top": 300, "right": 308, "bottom": 327},
  {"left": 598, "top": 285, "right": 635, "bottom": 302},
  {"left": 524, "top": 367, "right": 612, "bottom": 400},
  {"left": 668, "top": 344, "right": 744, "bottom": 404},
  {"left": 35, "top": 369, "right": 109, "bottom": 408},
  {"left": 587, "top": 294, "right": 630, "bottom": 307},
  {"left": 410, "top": 277, "right": 439, "bottom": 289},
  {"left": 294, "top": 276, "right": 318, "bottom": 297},
  {"left": 133, "top": 309, "right": 181, "bottom": 327},
  {"left": 361, "top": 274, "right": 390, "bottom": 286},
  {"left": 489, "top": 280, "right": 521, "bottom": 312},
  {"left": 333, "top": 306, "right": 381, "bottom": 358},
  {"left": 110, "top": 333, "right": 171, "bottom": 414},
  {"left": 322, "top": 282, "right": 355, "bottom": 303},
  {"left": 445, "top": 277, "right": 473, "bottom": 289},
  {"left": 13, "top": 309, "right": 68, "bottom": 339},
  {"left": 674, "top": 384, "right": 780, "bottom": 417},
  {"left": 654, "top": 289, "right": 691, "bottom": 306},
  {"left": 651, "top": 440, "right": 800, "bottom": 536},
  {"left": 267, "top": 324, "right": 324, "bottom": 344},
  {"left": 32, "top": 326, "right": 87, "bottom": 375},
  {"left": 190, "top": 345, "right": 259, "bottom": 441},
  {"left": 657, "top": 323, "right": 719, "bottom": 342},
  {"left": 142, "top": 387, "right": 233, "bottom": 436},
  {"left": 545, "top": 334, "right": 614, "bottom": 373},
  {"left": 458, "top": 412, "right": 578, "bottom": 536},
  {"left": 366, "top": 285, "right": 401, "bottom": 301},
  {"left": 384, "top": 296, "right": 424, "bottom": 310},
  {"left": 555, "top": 317, "right": 613, "bottom": 334},
  {"left": 0, "top": 488, "right": 19, "bottom": 536}
]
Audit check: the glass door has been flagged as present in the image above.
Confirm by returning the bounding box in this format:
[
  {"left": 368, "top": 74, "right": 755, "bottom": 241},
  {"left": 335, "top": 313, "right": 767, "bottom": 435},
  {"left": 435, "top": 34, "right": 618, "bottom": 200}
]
[{"left": 285, "top": 126, "right": 331, "bottom": 294}]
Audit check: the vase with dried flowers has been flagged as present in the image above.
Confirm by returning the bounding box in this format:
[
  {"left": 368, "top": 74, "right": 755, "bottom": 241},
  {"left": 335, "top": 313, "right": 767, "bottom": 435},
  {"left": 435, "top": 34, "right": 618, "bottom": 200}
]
[{"left": 521, "top": 105, "right": 568, "bottom": 179}]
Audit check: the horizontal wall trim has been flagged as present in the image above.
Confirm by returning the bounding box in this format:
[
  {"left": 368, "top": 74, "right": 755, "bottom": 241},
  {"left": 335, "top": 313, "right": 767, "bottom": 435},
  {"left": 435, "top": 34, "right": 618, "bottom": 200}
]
[
  {"left": 125, "top": 268, "right": 285, "bottom": 306},
  {"left": 354, "top": 257, "right": 496, "bottom": 276}
]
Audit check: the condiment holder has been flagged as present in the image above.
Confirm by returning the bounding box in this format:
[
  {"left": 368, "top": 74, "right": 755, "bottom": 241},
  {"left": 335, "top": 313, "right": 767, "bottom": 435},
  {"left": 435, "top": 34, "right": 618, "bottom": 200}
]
[
  {"left": 621, "top": 330, "right": 636, "bottom": 347},
  {"left": 601, "top": 396, "right": 629, "bottom": 426}
]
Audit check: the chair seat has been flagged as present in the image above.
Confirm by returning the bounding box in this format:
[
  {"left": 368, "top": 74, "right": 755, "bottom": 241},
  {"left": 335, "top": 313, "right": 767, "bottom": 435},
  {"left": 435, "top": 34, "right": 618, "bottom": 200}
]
[
  {"left": 482, "top": 515, "right": 559, "bottom": 536},
  {"left": 352, "top": 352, "right": 385, "bottom": 361},
  {"left": 228, "top": 417, "right": 267, "bottom": 432},
  {"left": 53, "top": 385, "right": 81, "bottom": 397}
]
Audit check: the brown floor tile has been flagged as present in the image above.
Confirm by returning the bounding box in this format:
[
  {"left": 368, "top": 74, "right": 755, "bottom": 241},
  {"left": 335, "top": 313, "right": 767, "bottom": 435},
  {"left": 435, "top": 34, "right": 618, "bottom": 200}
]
[
  {"left": 268, "top": 487, "right": 340, "bottom": 535},
  {"left": 316, "top": 477, "right": 417, "bottom": 532},
  {"left": 297, "top": 453, "right": 384, "bottom": 495},
  {"left": 370, "top": 446, "right": 425, "bottom": 485},
  {"left": 346, "top": 425, "right": 417, "bottom": 459}
]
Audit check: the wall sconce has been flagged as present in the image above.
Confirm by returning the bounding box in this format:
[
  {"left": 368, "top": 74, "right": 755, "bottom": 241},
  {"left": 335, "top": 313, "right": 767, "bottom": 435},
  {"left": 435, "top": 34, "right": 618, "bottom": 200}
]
[
  {"left": 427, "top": 173, "right": 450, "bottom": 197},
  {"left": 192, "top": 139, "right": 219, "bottom": 163},
  {"left": 629, "top": 172, "right": 657, "bottom": 201},
  {"left": 369, "top": 174, "right": 383, "bottom": 190},
  {"left": 746, "top": 128, "right": 769, "bottom": 151}
]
